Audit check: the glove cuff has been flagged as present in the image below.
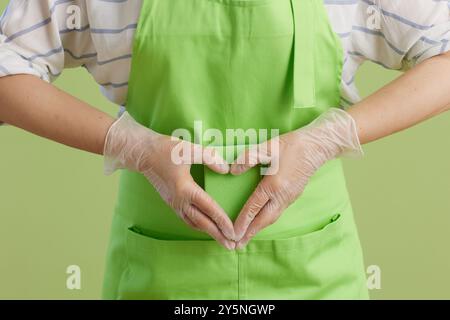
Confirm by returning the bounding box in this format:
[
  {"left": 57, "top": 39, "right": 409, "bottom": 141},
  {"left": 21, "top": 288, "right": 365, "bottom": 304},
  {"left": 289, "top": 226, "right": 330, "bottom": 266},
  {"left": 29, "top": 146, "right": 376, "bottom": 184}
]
[{"left": 305, "top": 108, "right": 364, "bottom": 160}]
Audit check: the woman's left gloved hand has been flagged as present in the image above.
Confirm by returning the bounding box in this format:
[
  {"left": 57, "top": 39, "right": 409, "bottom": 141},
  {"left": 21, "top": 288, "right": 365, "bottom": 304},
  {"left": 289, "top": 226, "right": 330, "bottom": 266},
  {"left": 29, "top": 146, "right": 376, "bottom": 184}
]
[{"left": 230, "top": 108, "right": 363, "bottom": 249}]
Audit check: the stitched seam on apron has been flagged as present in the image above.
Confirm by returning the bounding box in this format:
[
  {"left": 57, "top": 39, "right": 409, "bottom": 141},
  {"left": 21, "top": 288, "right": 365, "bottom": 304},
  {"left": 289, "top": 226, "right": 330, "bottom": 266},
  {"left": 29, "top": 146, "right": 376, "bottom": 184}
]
[
  {"left": 237, "top": 253, "right": 241, "bottom": 300},
  {"left": 237, "top": 250, "right": 248, "bottom": 300}
]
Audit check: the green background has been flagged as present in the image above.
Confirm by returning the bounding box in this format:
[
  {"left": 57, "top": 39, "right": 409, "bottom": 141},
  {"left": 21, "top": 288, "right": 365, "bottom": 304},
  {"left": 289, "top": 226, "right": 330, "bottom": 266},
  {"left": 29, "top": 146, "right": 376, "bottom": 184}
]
[{"left": 1, "top": 1, "right": 449, "bottom": 300}]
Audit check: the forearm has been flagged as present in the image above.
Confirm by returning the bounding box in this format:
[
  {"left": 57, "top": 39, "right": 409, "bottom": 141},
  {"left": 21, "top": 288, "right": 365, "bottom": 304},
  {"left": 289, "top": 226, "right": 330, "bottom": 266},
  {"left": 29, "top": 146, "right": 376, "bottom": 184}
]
[
  {"left": 0, "top": 74, "right": 115, "bottom": 154},
  {"left": 348, "top": 52, "right": 450, "bottom": 145}
]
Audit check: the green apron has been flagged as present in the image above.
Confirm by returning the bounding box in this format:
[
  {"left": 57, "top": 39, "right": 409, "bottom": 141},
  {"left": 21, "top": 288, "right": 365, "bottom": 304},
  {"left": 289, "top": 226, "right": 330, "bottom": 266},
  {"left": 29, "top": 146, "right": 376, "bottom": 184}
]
[{"left": 102, "top": 0, "right": 369, "bottom": 300}]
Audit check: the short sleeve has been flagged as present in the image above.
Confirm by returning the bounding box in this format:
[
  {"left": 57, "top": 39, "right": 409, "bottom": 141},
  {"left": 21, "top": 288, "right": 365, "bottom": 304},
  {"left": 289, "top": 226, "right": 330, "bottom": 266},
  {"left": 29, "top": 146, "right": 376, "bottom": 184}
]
[
  {"left": 0, "top": 0, "right": 94, "bottom": 82},
  {"left": 350, "top": 0, "right": 450, "bottom": 70}
]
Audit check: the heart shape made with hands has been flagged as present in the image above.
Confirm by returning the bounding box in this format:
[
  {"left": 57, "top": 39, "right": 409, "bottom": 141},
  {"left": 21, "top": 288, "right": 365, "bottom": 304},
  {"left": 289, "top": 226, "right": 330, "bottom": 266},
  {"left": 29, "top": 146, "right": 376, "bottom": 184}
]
[{"left": 203, "top": 144, "right": 263, "bottom": 223}]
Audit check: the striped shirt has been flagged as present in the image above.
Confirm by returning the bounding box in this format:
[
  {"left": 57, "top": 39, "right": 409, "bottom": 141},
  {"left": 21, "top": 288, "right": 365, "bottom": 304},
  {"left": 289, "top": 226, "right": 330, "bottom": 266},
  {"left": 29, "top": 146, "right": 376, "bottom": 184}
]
[{"left": 0, "top": 0, "right": 449, "bottom": 113}]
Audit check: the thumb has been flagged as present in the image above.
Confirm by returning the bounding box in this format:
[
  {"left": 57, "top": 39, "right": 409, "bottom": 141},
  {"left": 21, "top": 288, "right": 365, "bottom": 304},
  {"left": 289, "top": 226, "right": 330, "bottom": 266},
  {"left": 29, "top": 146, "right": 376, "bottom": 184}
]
[
  {"left": 230, "top": 143, "right": 272, "bottom": 175},
  {"left": 202, "top": 146, "right": 230, "bottom": 174},
  {"left": 170, "top": 141, "right": 229, "bottom": 173}
]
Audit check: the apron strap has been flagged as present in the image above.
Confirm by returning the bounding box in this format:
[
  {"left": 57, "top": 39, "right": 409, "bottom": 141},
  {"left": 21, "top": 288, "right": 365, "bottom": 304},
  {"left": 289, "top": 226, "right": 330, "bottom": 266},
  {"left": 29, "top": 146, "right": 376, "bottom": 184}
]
[{"left": 290, "top": 0, "right": 317, "bottom": 109}]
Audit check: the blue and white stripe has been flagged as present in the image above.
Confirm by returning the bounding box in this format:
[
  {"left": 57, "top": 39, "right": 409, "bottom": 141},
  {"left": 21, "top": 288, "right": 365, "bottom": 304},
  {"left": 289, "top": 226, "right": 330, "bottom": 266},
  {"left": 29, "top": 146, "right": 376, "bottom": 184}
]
[{"left": 0, "top": 0, "right": 449, "bottom": 110}]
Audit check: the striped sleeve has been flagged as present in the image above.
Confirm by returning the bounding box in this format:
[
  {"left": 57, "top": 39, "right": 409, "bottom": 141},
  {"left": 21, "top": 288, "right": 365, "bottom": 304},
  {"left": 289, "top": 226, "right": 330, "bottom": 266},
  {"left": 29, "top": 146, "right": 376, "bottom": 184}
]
[
  {"left": 0, "top": 0, "right": 95, "bottom": 82},
  {"left": 350, "top": 0, "right": 450, "bottom": 70}
]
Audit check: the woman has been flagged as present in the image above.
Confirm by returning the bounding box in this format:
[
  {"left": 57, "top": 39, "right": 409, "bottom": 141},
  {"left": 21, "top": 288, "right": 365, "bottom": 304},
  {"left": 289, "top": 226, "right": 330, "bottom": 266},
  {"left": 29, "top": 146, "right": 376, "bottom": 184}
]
[{"left": 0, "top": 0, "right": 449, "bottom": 299}]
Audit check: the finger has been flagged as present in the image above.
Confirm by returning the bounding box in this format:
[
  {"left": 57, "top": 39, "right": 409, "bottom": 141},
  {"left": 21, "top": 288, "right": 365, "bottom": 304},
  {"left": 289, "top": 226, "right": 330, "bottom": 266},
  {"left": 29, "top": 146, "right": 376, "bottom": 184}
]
[
  {"left": 202, "top": 146, "right": 230, "bottom": 174},
  {"left": 230, "top": 143, "right": 272, "bottom": 175},
  {"left": 182, "top": 213, "right": 201, "bottom": 231},
  {"left": 170, "top": 140, "right": 193, "bottom": 166},
  {"left": 236, "top": 200, "right": 284, "bottom": 250},
  {"left": 173, "top": 142, "right": 208, "bottom": 165},
  {"left": 182, "top": 205, "right": 236, "bottom": 250},
  {"left": 234, "top": 180, "right": 271, "bottom": 241},
  {"left": 230, "top": 145, "right": 260, "bottom": 175},
  {"left": 189, "top": 143, "right": 204, "bottom": 164},
  {"left": 190, "top": 183, "right": 236, "bottom": 241}
]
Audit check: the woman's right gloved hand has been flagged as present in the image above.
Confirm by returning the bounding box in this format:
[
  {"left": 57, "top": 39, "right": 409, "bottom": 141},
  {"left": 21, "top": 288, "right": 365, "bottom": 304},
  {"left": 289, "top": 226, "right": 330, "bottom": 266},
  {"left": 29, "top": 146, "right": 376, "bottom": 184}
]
[{"left": 103, "top": 112, "right": 236, "bottom": 250}]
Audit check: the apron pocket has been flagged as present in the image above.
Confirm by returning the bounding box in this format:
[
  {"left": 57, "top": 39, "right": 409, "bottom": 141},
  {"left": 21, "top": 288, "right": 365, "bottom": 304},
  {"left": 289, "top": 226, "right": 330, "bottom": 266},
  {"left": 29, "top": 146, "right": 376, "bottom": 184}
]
[
  {"left": 117, "top": 211, "right": 367, "bottom": 299},
  {"left": 243, "top": 212, "right": 367, "bottom": 299},
  {"left": 117, "top": 226, "right": 239, "bottom": 300}
]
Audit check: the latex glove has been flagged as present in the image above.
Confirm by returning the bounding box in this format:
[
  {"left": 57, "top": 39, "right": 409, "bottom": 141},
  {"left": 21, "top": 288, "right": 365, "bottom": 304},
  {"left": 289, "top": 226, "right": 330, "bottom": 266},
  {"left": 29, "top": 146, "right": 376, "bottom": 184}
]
[
  {"left": 103, "top": 112, "right": 236, "bottom": 250},
  {"left": 230, "top": 108, "right": 363, "bottom": 249}
]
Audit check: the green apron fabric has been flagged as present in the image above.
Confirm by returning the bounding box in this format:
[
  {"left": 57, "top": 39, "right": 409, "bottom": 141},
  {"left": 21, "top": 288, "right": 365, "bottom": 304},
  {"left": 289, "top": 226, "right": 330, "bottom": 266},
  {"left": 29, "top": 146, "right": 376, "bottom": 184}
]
[{"left": 102, "top": 0, "right": 369, "bottom": 300}]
